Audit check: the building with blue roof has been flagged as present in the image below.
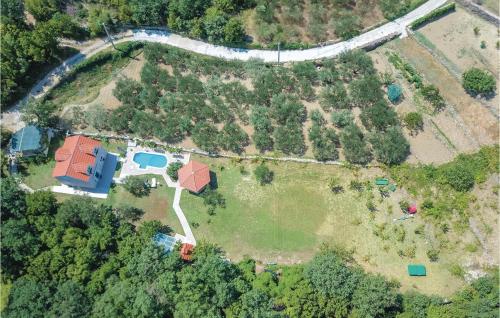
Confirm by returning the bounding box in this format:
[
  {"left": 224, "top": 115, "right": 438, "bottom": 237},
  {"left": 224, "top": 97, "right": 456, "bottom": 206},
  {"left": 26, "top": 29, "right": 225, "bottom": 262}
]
[
  {"left": 153, "top": 233, "right": 179, "bottom": 254},
  {"left": 9, "top": 125, "right": 47, "bottom": 157}
]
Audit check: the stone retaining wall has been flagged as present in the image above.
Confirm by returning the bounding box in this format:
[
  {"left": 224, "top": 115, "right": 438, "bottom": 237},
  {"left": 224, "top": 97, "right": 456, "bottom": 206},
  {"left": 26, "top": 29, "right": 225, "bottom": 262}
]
[{"left": 456, "top": 0, "right": 500, "bottom": 26}]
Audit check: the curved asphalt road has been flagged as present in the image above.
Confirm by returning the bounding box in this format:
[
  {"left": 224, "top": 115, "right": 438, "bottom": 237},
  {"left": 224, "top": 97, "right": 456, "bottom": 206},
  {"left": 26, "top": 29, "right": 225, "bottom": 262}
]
[{"left": 2, "top": 0, "right": 447, "bottom": 129}]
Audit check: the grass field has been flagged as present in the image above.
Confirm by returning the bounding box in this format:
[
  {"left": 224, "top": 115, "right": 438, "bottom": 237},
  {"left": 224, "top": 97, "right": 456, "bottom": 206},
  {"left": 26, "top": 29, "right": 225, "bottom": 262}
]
[
  {"left": 20, "top": 135, "right": 65, "bottom": 190},
  {"left": 177, "top": 155, "right": 489, "bottom": 296},
  {"left": 44, "top": 46, "right": 142, "bottom": 108},
  {"left": 106, "top": 180, "right": 182, "bottom": 232}
]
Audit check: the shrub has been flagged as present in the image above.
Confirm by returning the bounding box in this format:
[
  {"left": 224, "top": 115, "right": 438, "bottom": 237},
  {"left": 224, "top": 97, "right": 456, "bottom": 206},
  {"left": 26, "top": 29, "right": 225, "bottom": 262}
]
[
  {"left": 370, "top": 127, "right": 410, "bottom": 165},
  {"left": 462, "top": 68, "right": 496, "bottom": 96},
  {"left": 167, "top": 162, "right": 183, "bottom": 181},
  {"left": 449, "top": 264, "right": 465, "bottom": 278},
  {"left": 254, "top": 164, "right": 273, "bottom": 185},
  {"left": 403, "top": 112, "right": 424, "bottom": 134},
  {"left": 340, "top": 125, "right": 372, "bottom": 165},
  {"left": 426, "top": 248, "right": 439, "bottom": 262},
  {"left": 409, "top": 3, "right": 455, "bottom": 30},
  {"left": 420, "top": 84, "right": 446, "bottom": 111},
  {"left": 444, "top": 164, "right": 475, "bottom": 192},
  {"left": 201, "top": 188, "right": 226, "bottom": 215},
  {"left": 333, "top": 12, "right": 362, "bottom": 40},
  {"left": 331, "top": 110, "right": 354, "bottom": 128},
  {"left": 360, "top": 101, "right": 398, "bottom": 131},
  {"left": 393, "top": 225, "right": 406, "bottom": 242},
  {"left": 328, "top": 177, "right": 344, "bottom": 193},
  {"left": 123, "top": 176, "right": 150, "bottom": 197}
]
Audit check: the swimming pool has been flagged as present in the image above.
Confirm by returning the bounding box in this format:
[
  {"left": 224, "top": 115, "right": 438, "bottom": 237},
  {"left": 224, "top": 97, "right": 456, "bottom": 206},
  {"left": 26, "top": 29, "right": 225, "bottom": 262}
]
[{"left": 133, "top": 152, "right": 168, "bottom": 169}]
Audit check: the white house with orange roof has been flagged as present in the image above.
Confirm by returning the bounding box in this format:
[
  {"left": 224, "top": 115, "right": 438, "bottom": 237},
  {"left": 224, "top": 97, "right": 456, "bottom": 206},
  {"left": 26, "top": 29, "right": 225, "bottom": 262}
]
[{"left": 52, "top": 135, "right": 108, "bottom": 189}]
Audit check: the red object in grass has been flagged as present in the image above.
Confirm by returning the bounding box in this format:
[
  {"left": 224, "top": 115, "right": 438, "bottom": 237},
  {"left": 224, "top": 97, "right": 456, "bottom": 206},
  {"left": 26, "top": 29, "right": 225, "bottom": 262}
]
[
  {"left": 180, "top": 243, "right": 194, "bottom": 261},
  {"left": 408, "top": 204, "right": 417, "bottom": 214}
]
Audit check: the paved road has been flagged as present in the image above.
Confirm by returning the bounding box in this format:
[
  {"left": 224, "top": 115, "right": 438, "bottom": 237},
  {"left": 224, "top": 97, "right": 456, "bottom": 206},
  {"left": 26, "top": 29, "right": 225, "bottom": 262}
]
[{"left": 1, "top": 0, "right": 447, "bottom": 130}]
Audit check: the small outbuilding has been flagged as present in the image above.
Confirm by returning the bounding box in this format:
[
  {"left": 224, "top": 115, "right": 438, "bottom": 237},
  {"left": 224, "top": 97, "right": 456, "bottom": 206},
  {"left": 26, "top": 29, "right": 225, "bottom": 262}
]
[
  {"left": 180, "top": 243, "right": 194, "bottom": 261},
  {"left": 154, "top": 233, "right": 178, "bottom": 254},
  {"left": 178, "top": 160, "right": 211, "bottom": 193},
  {"left": 9, "top": 125, "right": 47, "bottom": 157}
]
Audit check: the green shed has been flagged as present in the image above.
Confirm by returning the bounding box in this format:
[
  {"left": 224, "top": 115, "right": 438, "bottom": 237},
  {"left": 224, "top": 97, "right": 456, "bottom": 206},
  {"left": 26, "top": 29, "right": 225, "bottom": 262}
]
[{"left": 408, "top": 264, "right": 427, "bottom": 276}]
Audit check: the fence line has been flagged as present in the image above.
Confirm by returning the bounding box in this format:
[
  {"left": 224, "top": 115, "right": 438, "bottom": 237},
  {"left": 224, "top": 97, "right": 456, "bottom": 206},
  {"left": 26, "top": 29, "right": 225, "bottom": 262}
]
[{"left": 70, "top": 130, "right": 383, "bottom": 168}]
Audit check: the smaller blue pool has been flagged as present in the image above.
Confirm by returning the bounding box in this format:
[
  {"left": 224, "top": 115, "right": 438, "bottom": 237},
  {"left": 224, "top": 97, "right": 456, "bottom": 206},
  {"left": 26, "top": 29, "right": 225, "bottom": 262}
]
[{"left": 133, "top": 152, "right": 167, "bottom": 169}]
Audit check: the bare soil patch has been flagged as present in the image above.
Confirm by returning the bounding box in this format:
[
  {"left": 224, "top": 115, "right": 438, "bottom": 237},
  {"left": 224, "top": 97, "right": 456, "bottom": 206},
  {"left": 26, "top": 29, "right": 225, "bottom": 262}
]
[
  {"left": 391, "top": 37, "right": 499, "bottom": 147},
  {"left": 417, "top": 7, "right": 500, "bottom": 111}
]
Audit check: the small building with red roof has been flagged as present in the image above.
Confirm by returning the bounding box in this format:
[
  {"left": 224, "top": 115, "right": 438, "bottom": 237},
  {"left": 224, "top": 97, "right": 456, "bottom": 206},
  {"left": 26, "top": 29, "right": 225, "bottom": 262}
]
[
  {"left": 180, "top": 243, "right": 194, "bottom": 261},
  {"left": 178, "top": 160, "right": 210, "bottom": 193},
  {"left": 52, "top": 135, "right": 108, "bottom": 189}
]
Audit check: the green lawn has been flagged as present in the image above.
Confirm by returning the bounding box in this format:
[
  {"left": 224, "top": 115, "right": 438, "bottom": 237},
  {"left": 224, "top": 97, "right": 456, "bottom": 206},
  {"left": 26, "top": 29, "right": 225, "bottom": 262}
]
[
  {"left": 179, "top": 156, "right": 471, "bottom": 296},
  {"left": 20, "top": 135, "right": 65, "bottom": 190},
  {"left": 106, "top": 177, "right": 182, "bottom": 233}
]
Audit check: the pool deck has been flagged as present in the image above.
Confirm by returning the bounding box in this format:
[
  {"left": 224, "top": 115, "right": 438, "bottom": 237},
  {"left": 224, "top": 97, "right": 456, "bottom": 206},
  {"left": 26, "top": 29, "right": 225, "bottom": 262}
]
[{"left": 116, "top": 145, "right": 190, "bottom": 187}]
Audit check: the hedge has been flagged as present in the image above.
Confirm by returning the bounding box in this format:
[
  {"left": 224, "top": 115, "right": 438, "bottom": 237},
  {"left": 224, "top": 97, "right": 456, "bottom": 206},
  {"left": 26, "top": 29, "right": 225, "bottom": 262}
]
[{"left": 410, "top": 3, "right": 456, "bottom": 30}]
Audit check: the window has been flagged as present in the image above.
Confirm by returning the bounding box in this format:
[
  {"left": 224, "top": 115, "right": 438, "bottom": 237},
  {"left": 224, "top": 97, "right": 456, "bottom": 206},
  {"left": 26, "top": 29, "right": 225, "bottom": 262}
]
[
  {"left": 86, "top": 165, "right": 92, "bottom": 175},
  {"left": 95, "top": 171, "right": 101, "bottom": 179},
  {"left": 93, "top": 147, "right": 99, "bottom": 155}
]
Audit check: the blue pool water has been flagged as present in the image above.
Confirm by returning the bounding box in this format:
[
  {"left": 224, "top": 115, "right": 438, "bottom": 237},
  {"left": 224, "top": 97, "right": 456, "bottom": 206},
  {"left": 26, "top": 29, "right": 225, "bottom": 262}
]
[{"left": 133, "top": 152, "right": 168, "bottom": 169}]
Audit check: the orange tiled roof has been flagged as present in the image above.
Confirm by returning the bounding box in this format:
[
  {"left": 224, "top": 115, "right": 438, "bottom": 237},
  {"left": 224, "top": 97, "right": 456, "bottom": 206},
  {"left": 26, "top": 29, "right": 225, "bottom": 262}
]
[
  {"left": 52, "top": 135, "right": 101, "bottom": 182},
  {"left": 178, "top": 161, "right": 210, "bottom": 193},
  {"left": 180, "top": 243, "right": 194, "bottom": 261}
]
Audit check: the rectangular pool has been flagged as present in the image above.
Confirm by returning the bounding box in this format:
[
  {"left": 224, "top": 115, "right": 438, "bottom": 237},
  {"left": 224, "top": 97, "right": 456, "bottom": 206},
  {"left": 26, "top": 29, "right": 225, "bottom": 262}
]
[{"left": 133, "top": 152, "right": 168, "bottom": 169}]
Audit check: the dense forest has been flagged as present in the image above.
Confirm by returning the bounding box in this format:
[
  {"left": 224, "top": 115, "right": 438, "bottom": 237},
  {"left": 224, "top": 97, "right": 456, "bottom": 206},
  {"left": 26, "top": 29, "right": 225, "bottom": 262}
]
[{"left": 1, "top": 176, "right": 498, "bottom": 317}]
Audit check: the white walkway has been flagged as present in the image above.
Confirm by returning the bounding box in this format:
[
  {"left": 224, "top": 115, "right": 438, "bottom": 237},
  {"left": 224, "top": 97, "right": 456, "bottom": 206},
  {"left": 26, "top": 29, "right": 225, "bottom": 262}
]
[
  {"left": 173, "top": 187, "right": 196, "bottom": 245},
  {"left": 1, "top": 0, "right": 448, "bottom": 131},
  {"left": 117, "top": 144, "right": 196, "bottom": 245}
]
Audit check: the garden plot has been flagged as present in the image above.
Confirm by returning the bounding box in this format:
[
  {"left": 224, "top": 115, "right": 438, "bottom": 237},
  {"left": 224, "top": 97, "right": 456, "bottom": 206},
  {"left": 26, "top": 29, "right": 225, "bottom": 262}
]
[
  {"left": 369, "top": 48, "right": 467, "bottom": 164},
  {"left": 390, "top": 37, "right": 498, "bottom": 148},
  {"left": 415, "top": 6, "right": 499, "bottom": 111}
]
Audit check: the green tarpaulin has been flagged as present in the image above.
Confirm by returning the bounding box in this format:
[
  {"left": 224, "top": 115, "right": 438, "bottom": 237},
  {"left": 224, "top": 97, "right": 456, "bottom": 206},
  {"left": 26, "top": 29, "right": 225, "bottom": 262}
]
[
  {"left": 408, "top": 264, "right": 427, "bottom": 276},
  {"left": 375, "top": 178, "right": 389, "bottom": 186}
]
